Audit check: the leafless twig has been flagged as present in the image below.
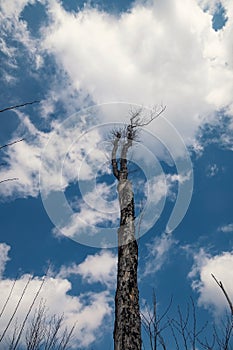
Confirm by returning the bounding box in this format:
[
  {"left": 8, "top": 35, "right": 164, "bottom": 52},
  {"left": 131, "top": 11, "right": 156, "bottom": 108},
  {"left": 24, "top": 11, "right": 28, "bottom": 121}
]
[
  {"left": 12, "top": 275, "right": 46, "bottom": 349},
  {"left": 0, "top": 279, "right": 17, "bottom": 319},
  {"left": 212, "top": 274, "right": 233, "bottom": 316},
  {"left": 0, "top": 138, "right": 24, "bottom": 151},
  {"left": 0, "top": 275, "right": 32, "bottom": 343},
  {"left": 0, "top": 101, "right": 40, "bottom": 114},
  {"left": 0, "top": 178, "right": 18, "bottom": 184},
  {"left": 129, "top": 105, "right": 166, "bottom": 128}
]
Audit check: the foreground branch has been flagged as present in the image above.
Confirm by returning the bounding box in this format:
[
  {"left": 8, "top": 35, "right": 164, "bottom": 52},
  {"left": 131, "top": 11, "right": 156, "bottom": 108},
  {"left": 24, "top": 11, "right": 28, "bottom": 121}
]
[
  {"left": 0, "top": 178, "right": 18, "bottom": 184},
  {"left": 0, "top": 138, "right": 24, "bottom": 151},
  {"left": 212, "top": 274, "right": 233, "bottom": 316},
  {"left": 0, "top": 100, "right": 40, "bottom": 114}
]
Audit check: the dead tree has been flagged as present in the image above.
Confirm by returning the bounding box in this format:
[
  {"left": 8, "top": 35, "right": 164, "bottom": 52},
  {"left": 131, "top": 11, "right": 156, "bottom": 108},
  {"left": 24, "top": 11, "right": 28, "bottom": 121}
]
[
  {"left": 0, "top": 275, "right": 75, "bottom": 350},
  {"left": 141, "top": 290, "right": 173, "bottom": 350},
  {"left": 142, "top": 275, "right": 233, "bottom": 350},
  {"left": 111, "top": 106, "right": 165, "bottom": 350}
]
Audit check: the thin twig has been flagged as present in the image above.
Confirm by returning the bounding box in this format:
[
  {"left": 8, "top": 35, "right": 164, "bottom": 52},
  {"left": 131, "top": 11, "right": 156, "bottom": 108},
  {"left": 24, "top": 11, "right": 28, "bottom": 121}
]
[
  {"left": 212, "top": 274, "right": 233, "bottom": 316},
  {"left": 0, "top": 178, "right": 18, "bottom": 184},
  {"left": 0, "top": 101, "right": 40, "bottom": 114},
  {"left": 0, "top": 279, "right": 17, "bottom": 319},
  {"left": 0, "top": 275, "right": 32, "bottom": 343},
  {"left": 13, "top": 275, "right": 47, "bottom": 350},
  {"left": 0, "top": 138, "right": 24, "bottom": 150}
]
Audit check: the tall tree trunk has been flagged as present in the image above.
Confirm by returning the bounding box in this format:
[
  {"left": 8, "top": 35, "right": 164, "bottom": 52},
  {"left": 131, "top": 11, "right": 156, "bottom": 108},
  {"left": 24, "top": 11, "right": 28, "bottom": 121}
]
[{"left": 112, "top": 127, "right": 141, "bottom": 350}]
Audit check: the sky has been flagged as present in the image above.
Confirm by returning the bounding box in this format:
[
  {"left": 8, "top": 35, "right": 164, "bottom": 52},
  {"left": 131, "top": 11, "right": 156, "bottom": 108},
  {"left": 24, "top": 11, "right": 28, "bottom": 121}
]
[{"left": 0, "top": 0, "right": 233, "bottom": 349}]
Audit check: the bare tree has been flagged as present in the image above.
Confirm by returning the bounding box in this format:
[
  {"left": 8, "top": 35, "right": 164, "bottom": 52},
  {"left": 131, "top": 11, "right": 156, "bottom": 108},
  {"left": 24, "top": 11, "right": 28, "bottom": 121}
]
[
  {"left": 25, "top": 300, "right": 75, "bottom": 350},
  {"left": 111, "top": 105, "right": 165, "bottom": 350},
  {"left": 142, "top": 274, "right": 233, "bottom": 350},
  {"left": 141, "top": 290, "right": 172, "bottom": 350},
  {"left": 0, "top": 275, "right": 75, "bottom": 350}
]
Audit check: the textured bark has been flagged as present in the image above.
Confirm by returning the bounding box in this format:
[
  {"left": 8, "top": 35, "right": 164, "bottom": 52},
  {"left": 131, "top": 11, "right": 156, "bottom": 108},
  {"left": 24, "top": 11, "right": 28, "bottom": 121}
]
[
  {"left": 112, "top": 126, "right": 141, "bottom": 350},
  {"left": 114, "top": 249, "right": 141, "bottom": 350}
]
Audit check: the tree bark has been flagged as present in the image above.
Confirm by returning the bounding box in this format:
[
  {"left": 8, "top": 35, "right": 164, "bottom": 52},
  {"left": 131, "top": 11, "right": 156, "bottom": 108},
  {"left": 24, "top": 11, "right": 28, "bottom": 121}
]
[{"left": 112, "top": 127, "right": 141, "bottom": 350}]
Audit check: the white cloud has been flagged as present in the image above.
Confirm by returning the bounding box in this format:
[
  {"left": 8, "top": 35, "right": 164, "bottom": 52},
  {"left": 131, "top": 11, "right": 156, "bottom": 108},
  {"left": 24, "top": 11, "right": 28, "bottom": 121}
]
[
  {"left": 144, "top": 233, "right": 177, "bottom": 275},
  {"left": 0, "top": 0, "right": 35, "bottom": 18},
  {"left": 0, "top": 243, "right": 10, "bottom": 278},
  {"left": 0, "top": 1, "right": 40, "bottom": 64},
  {"left": 218, "top": 223, "right": 233, "bottom": 233},
  {"left": 167, "top": 172, "right": 192, "bottom": 185},
  {"left": 189, "top": 249, "right": 233, "bottom": 314},
  {"left": 145, "top": 171, "right": 192, "bottom": 205},
  {"left": 41, "top": 0, "right": 233, "bottom": 145},
  {"left": 0, "top": 276, "right": 112, "bottom": 348},
  {"left": 58, "top": 250, "right": 117, "bottom": 288},
  {"left": 0, "top": 110, "right": 110, "bottom": 198},
  {"left": 50, "top": 178, "right": 120, "bottom": 247},
  {"left": 0, "top": 245, "right": 113, "bottom": 348},
  {"left": 1, "top": 0, "right": 232, "bottom": 198},
  {"left": 0, "top": 140, "right": 41, "bottom": 198},
  {"left": 145, "top": 174, "right": 167, "bottom": 205},
  {"left": 0, "top": 0, "right": 232, "bottom": 236},
  {"left": 0, "top": 112, "right": 46, "bottom": 198}
]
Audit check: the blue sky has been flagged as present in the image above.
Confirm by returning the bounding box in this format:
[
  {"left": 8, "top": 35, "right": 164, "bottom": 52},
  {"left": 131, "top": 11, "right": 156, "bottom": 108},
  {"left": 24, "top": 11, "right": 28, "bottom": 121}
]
[{"left": 0, "top": 0, "right": 233, "bottom": 348}]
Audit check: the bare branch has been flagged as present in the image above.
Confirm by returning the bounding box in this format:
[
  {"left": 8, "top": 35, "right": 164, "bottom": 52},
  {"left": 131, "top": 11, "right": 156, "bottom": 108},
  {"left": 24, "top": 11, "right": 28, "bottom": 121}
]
[
  {"left": 111, "top": 136, "right": 120, "bottom": 180},
  {"left": 212, "top": 274, "right": 233, "bottom": 316},
  {"left": 0, "top": 178, "right": 18, "bottom": 184},
  {"left": 8, "top": 319, "right": 19, "bottom": 350},
  {"left": 0, "top": 275, "right": 32, "bottom": 344},
  {"left": 0, "top": 100, "right": 40, "bottom": 114},
  {"left": 141, "top": 291, "right": 172, "bottom": 350},
  {"left": 0, "top": 279, "right": 17, "bottom": 319},
  {"left": 0, "top": 138, "right": 24, "bottom": 151},
  {"left": 197, "top": 333, "right": 216, "bottom": 350},
  {"left": 129, "top": 105, "right": 166, "bottom": 128},
  {"left": 57, "top": 321, "right": 76, "bottom": 350},
  {"left": 0, "top": 140, "right": 24, "bottom": 184},
  {"left": 12, "top": 275, "right": 46, "bottom": 350},
  {"left": 25, "top": 300, "right": 47, "bottom": 350}
]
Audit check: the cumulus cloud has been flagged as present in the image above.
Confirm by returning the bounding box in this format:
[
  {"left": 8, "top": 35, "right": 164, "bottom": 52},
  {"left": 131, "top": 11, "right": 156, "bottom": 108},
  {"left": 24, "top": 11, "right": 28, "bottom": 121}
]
[
  {"left": 0, "top": 0, "right": 232, "bottom": 235},
  {"left": 41, "top": 0, "right": 233, "bottom": 144},
  {"left": 58, "top": 250, "right": 117, "bottom": 288},
  {"left": 189, "top": 248, "right": 233, "bottom": 314},
  {"left": 0, "top": 109, "right": 110, "bottom": 198},
  {"left": 1, "top": 0, "right": 232, "bottom": 196},
  {"left": 0, "top": 245, "right": 113, "bottom": 348},
  {"left": 0, "top": 276, "right": 112, "bottom": 348}
]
